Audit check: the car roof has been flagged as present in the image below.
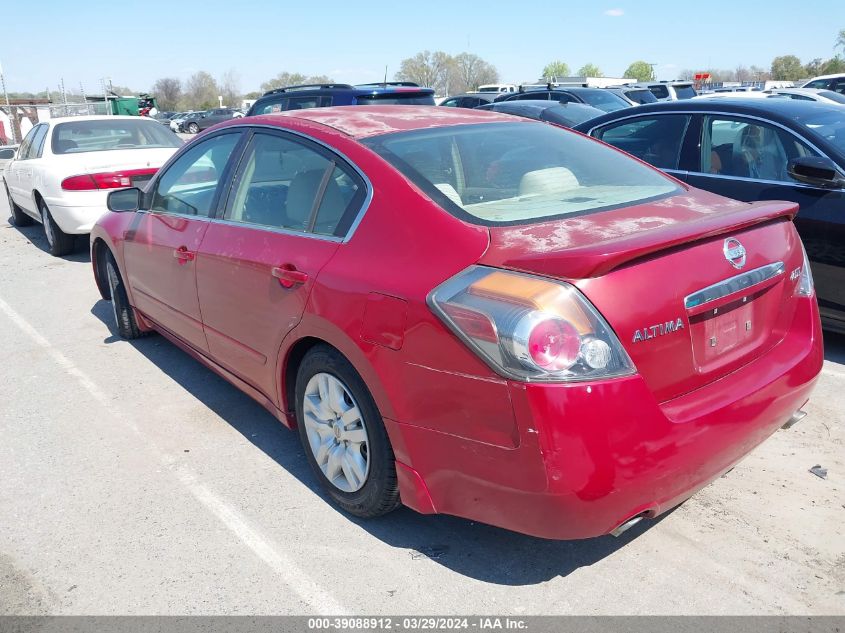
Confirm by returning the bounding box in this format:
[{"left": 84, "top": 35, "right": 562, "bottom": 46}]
[
  {"left": 245, "top": 105, "right": 525, "bottom": 138},
  {"left": 805, "top": 73, "right": 845, "bottom": 81},
  {"left": 579, "top": 96, "right": 842, "bottom": 121},
  {"left": 49, "top": 115, "right": 153, "bottom": 123},
  {"left": 257, "top": 83, "right": 434, "bottom": 99}
]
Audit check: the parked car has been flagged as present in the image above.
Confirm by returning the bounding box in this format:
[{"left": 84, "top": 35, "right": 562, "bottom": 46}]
[
  {"left": 177, "top": 111, "right": 208, "bottom": 134},
  {"left": 154, "top": 111, "right": 177, "bottom": 125},
  {"left": 575, "top": 98, "right": 845, "bottom": 332},
  {"left": 0, "top": 144, "right": 18, "bottom": 172},
  {"left": 477, "top": 84, "right": 518, "bottom": 93},
  {"left": 495, "top": 86, "right": 631, "bottom": 112},
  {"left": 632, "top": 81, "right": 698, "bottom": 101},
  {"left": 801, "top": 73, "right": 845, "bottom": 94},
  {"left": 247, "top": 82, "right": 436, "bottom": 116},
  {"left": 765, "top": 88, "right": 845, "bottom": 105},
  {"left": 475, "top": 100, "right": 604, "bottom": 127},
  {"left": 182, "top": 108, "right": 244, "bottom": 134},
  {"left": 170, "top": 111, "right": 197, "bottom": 132},
  {"left": 91, "top": 106, "right": 821, "bottom": 540},
  {"left": 440, "top": 92, "right": 499, "bottom": 109},
  {"left": 604, "top": 86, "right": 659, "bottom": 106},
  {"left": 3, "top": 115, "right": 182, "bottom": 255}
]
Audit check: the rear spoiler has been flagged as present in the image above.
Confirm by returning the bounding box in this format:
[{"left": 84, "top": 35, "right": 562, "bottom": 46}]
[{"left": 487, "top": 200, "right": 798, "bottom": 279}]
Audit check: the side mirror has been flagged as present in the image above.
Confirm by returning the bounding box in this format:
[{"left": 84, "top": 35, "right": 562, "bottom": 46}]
[
  {"left": 787, "top": 156, "right": 845, "bottom": 188},
  {"left": 0, "top": 148, "right": 16, "bottom": 160},
  {"left": 107, "top": 187, "right": 141, "bottom": 213}
]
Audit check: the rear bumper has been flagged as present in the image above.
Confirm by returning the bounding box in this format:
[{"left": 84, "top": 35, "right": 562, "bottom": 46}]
[
  {"left": 387, "top": 297, "right": 823, "bottom": 540},
  {"left": 45, "top": 200, "right": 108, "bottom": 234}
]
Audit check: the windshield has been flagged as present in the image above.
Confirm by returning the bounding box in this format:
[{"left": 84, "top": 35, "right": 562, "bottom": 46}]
[
  {"left": 51, "top": 120, "right": 183, "bottom": 154},
  {"left": 800, "top": 111, "right": 845, "bottom": 155},
  {"left": 363, "top": 122, "right": 680, "bottom": 226},
  {"left": 355, "top": 92, "right": 435, "bottom": 106}
]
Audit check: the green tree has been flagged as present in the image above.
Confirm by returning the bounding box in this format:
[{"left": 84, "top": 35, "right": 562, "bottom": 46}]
[
  {"left": 837, "top": 29, "right": 845, "bottom": 54},
  {"left": 449, "top": 52, "right": 499, "bottom": 93},
  {"left": 151, "top": 77, "right": 181, "bottom": 111},
  {"left": 395, "top": 51, "right": 452, "bottom": 95},
  {"left": 182, "top": 71, "right": 219, "bottom": 110},
  {"left": 577, "top": 63, "right": 602, "bottom": 77},
  {"left": 821, "top": 56, "right": 845, "bottom": 74},
  {"left": 259, "top": 72, "right": 334, "bottom": 93},
  {"left": 770, "top": 55, "right": 804, "bottom": 81},
  {"left": 804, "top": 58, "right": 824, "bottom": 77},
  {"left": 542, "top": 61, "right": 570, "bottom": 79},
  {"left": 624, "top": 61, "right": 654, "bottom": 82}
]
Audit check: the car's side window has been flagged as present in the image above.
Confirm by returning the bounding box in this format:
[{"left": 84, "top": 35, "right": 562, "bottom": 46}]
[
  {"left": 649, "top": 85, "right": 669, "bottom": 99},
  {"left": 286, "top": 96, "right": 322, "bottom": 110},
  {"left": 595, "top": 115, "right": 690, "bottom": 170},
  {"left": 441, "top": 98, "right": 460, "bottom": 108},
  {"left": 833, "top": 79, "right": 845, "bottom": 95},
  {"left": 150, "top": 133, "right": 241, "bottom": 217},
  {"left": 16, "top": 125, "right": 38, "bottom": 160},
  {"left": 225, "top": 132, "right": 363, "bottom": 237},
  {"left": 34, "top": 124, "right": 49, "bottom": 157},
  {"left": 257, "top": 99, "right": 286, "bottom": 114},
  {"left": 701, "top": 116, "right": 813, "bottom": 183}
]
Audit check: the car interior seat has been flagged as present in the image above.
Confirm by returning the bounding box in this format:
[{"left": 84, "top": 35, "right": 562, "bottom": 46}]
[{"left": 53, "top": 139, "right": 78, "bottom": 154}]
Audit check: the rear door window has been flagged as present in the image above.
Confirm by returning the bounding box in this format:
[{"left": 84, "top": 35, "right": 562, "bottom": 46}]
[
  {"left": 224, "top": 132, "right": 365, "bottom": 237},
  {"left": 256, "top": 98, "right": 287, "bottom": 114},
  {"left": 595, "top": 115, "right": 690, "bottom": 169},
  {"left": 672, "top": 85, "right": 697, "bottom": 99},
  {"left": 700, "top": 116, "right": 814, "bottom": 182}
]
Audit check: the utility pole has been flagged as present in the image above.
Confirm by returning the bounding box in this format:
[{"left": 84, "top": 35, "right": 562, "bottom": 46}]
[
  {"left": 80, "top": 82, "right": 89, "bottom": 115},
  {"left": 0, "top": 59, "right": 15, "bottom": 143}
]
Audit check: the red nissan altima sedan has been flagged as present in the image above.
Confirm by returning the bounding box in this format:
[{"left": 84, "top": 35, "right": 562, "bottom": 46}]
[{"left": 90, "top": 106, "right": 823, "bottom": 540}]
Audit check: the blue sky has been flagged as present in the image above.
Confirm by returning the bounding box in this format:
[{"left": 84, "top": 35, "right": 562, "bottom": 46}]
[{"left": 2, "top": 0, "right": 843, "bottom": 94}]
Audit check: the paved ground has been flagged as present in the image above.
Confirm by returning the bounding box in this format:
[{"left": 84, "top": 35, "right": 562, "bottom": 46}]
[{"left": 0, "top": 194, "right": 843, "bottom": 615}]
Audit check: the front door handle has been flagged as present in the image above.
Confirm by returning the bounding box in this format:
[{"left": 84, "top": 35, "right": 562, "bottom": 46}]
[
  {"left": 272, "top": 264, "right": 308, "bottom": 288},
  {"left": 173, "top": 246, "right": 195, "bottom": 264}
]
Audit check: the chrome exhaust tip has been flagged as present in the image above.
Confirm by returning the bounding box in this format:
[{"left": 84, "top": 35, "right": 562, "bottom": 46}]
[
  {"left": 610, "top": 515, "right": 644, "bottom": 537},
  {"left": 782, "top": 410, "right": 808, "bottom": 430}
]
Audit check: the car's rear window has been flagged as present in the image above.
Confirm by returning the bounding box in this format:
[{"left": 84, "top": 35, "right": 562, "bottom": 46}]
[
  {"left": 52, "top": 120, "right": 182, "bottom": 154},
  {"left": 819, "top": 90, "right": 845, "bottom": 104},
  {"left": 355, "top": 92, "right": 435, "bottom": 106},
  {"left": 362, "top": 122, "right": 680, "bottom": 226},
  {"left": 572, "top": 89, "right": 629, "bottom": 112},
  {"left": 673, "top": 85, "right": 697, "bottom": 99},
  {"left": 625, "top": 89, "right": 658, "bottom": 104}
]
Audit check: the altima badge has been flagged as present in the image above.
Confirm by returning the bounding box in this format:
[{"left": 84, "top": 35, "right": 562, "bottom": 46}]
[
  {"left": 632, "top": 318, "right": 685, "bottom": 343},
  {"left": 723, "top": 238, "right": 747, "bottom": 269}
]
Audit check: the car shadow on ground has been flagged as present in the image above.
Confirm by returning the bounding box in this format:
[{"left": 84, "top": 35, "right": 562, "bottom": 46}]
[
  {"left": 6, "top": 218, "right": 91, "bottom": 263},
  {"left": 823, "top": 331, "right": 845, "bottom": 364},
  {"left": 89, "top": 300, "right": 669, "bottom": 585}
]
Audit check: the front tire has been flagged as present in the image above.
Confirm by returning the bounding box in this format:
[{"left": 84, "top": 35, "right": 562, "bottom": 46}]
[
  {"left": 296, "top": 345, "right": 400, "bottom": 518},
  {"left": 5, "top": 183, "right": 33, "bottom": 226},
  {"left": 187, "top": 122, "right": 199, "bottom": 134},
  {"left": 39, "top": 201, "right": 75, "bottom": 256},
  {"left": 104, "top": 251, "right": 143, "bottom": 339}
]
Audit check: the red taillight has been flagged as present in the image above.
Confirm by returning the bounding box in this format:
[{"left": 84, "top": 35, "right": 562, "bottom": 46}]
[
  {"left": 525, "top": 317, "right": 581, "bottom": 371},
  {"left": 61, "top": 168, "right": 158, "bottom": 191}
]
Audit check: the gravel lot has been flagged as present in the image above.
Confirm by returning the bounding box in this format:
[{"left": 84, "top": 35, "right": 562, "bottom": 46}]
[{"left": 0, "top": 193, "right": 843, "bottom": 615}]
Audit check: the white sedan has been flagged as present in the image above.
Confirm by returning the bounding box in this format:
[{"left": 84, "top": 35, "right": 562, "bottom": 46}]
[
  {"left": 764, "top": 88, "right": 845, "bottom": 105},
  {"left": 2, "top": 115, "right": 182, "bottom": 255}
]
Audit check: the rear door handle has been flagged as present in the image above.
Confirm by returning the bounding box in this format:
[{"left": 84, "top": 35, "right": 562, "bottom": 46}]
[
  {"left": 173, "top": 246, "right": 195, "bottom": 263},
  {"left": 272, "top": 265, "right": 308, "bottom": 288}
]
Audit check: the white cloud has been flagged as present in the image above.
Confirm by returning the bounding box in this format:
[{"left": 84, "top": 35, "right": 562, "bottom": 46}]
[{"left": 604, "top": 8, "right": 624, "bottom": 16}]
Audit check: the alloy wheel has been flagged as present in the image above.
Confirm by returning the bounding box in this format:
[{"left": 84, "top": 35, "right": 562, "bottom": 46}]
[{"left": 302, "top": 372, "right": 370, "bottom": 493}]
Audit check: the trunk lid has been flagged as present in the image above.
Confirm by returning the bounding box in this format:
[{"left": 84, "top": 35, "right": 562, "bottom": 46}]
[
  {"left": 56, "top": 148, "right": 177, "bottom": 186},
  {"left": 479, "top": 191, "right": 805, "bottom": 402}
]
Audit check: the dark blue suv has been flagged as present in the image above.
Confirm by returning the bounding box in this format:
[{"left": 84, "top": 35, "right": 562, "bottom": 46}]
[{"left": 246, "top": 82, "right": 436, "bottom": 116}]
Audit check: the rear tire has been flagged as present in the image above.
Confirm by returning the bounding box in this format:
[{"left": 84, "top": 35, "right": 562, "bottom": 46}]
[
  {"left": 5, "top": 183, "right": 33, "bottom": 226},
  {"left": 39, "top": 200, "right": 75, "bottom": 256},
  {"left": 295, "top": 345, "right": 401, "bottom": 518},
  {"left": 104, "top": 251, "right": 143, "bottom": 339}
]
